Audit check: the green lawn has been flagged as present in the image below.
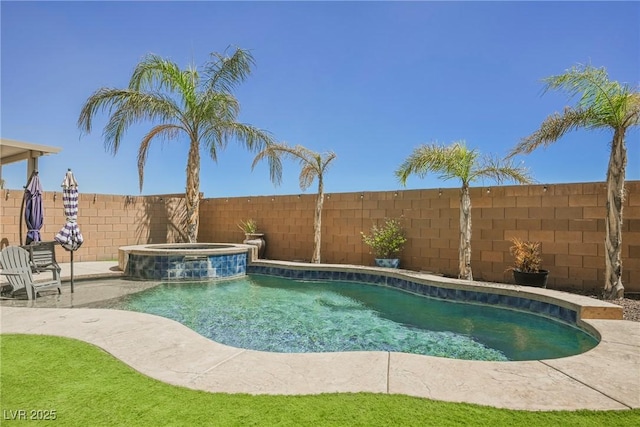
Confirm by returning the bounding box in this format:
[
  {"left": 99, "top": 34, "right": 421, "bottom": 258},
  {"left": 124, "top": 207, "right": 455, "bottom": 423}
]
[{"left": 1, "top": 335, "right": 638, "bottom": 426}]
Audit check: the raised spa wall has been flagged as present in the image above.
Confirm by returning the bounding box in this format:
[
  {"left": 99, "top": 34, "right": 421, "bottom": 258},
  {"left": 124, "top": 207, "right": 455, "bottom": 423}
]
[{"left": 118, "top": 244, "right": 258, "bottom": 281}]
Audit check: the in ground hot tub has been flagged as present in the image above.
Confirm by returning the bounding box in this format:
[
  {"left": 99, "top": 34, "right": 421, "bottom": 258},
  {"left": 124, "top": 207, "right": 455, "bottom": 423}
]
[{"left": 118, "top": 243, "right": 257, "bottom": 281}]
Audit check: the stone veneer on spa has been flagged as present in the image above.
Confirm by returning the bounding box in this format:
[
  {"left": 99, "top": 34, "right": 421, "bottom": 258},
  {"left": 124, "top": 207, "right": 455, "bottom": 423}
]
[
  {"left": 247, "top": 265, "right": 579, "bottom": 326},
  {"left": 127, "top": 252, "right": 247, "bottom": 280}
]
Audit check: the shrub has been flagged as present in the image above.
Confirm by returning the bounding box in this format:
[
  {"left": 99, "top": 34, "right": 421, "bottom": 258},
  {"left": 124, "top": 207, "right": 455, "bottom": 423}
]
[
  {"left": 361, "top": 219, "right": 407, "bottom": 259},
  {"left": 509, "top": 238, "right": 542, "bottom": 273}
]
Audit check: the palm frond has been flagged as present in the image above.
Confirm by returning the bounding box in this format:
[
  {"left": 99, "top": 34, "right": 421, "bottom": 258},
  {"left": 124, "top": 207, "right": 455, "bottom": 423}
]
[
  {"left": 299, "top": 163, "right": 316, "bottom": 191},
  {"left": 448, "top": 143, "right": 478, "bottom": 184},
  {"left": 129, "top": 55, "right": 202, "bottom": 114},
  {"left": 78, "top": 88, "right": 129, "bottom": 135},
  {"left": 542, "top": 63, "right": 640, "bottom": 129},
  {"left": 544, "top": 65, "right": 618, "bottom": 120},
  {"left": 78, "top": 88, "right": 181, "bottom": 155},
  {"left": 622, "top": 93, "right": 640, "bottom": 128},
  {"left": 223, "top": 122, "right": 274, "bottom": 152},
  {"left": 252, "top": 143, "right": 336, "bottom": 190},
  {"left": 262, "top": 144, "right": 316, "bottom": 163},
  {"left": 509, "top": 107, "right": 595, "bottom": 157},
  {"left": 320, "top": 151, "right": 337, "bottom": 175},
  {"left": 204, "top": 47, "right": 255, "bottom": 93},
  {"left": 395, "top": 141, "right": 476, "bottom": 186},
  {"left": 199, "top": 121, "right": 275, "bottom": 180},
  {"left": 251, "top": 147, "right": 284, "bottom": 185},
  {"left": 129, "top": 55, "right": 185, "bottom": 93},
  {"left": 104, "top": 93, "right": 181, "bottom": 154},
  {"left": 198, "top": 92, "right": 240, "bottom": 123},
  {"left": 137, "top": 124, "right": 184, "bottom": 191},
  {"left": 472, "top": 155, "right": 534, "bottom": 185},
  {"left": 395, "top": 143, "right": 448, "bottom": 184}
]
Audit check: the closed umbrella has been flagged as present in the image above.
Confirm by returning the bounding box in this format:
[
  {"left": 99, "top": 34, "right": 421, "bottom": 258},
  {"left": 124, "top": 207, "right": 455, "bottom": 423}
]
[
  {"left": 55, "top": 169, "right": 83, "bottom": 292},
  {"left": 23, "top": 170, "right": 44, "bottom": 245}
]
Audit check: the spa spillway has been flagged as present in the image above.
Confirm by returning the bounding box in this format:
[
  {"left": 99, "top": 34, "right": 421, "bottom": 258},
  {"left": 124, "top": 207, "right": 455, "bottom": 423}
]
[{"left": 118, "top": 243, "right": 258, "bottom": 281}]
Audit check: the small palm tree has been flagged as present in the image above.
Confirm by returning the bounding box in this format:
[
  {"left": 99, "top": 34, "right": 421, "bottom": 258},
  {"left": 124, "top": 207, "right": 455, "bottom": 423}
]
[
  {"left": 396, "top": 141, "right": 533, "bottom": 280},
  {"left": 509, "top": 64, "right": 639, "bottom": 299},
  {"left": 78, "top": 47, "right": 275, "bottom": 243},
  {"left": 253, "top": 143, "right": 337, "bottom": 263}
]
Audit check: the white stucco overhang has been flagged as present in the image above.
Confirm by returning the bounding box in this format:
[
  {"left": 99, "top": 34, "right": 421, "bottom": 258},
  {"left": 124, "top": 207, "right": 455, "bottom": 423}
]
[{"left": 0, "top": 138, "right": 62, "bottom": 183}]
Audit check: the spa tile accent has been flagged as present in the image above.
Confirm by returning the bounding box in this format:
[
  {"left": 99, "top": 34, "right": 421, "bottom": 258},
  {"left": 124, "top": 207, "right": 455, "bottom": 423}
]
[
  {"left": 247, "top": 265, "right": 578, "bottom": 325},
  {"left": 127, "top": 253, "right": 247, "bottom": 281}
]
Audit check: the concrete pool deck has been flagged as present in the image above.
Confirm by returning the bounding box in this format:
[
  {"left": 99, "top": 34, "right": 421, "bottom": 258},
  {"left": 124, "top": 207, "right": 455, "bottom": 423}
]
[{"left": 1, "top": 261, "right": 639, "bottom": 411}]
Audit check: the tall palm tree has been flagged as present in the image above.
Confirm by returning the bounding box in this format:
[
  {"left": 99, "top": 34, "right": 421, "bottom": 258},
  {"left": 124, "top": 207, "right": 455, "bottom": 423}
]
[
  {"left": 78, "top": 47, "right": 275, "bottom": 243},
  {"left": 509, "top": 64, "right": 639, "bottom": 299},
  {"left": 396, "top": 141, "right": 533, "bottom": 280},
  {"left": 253, "top": 143, "right": 337, "bottom": 263}
]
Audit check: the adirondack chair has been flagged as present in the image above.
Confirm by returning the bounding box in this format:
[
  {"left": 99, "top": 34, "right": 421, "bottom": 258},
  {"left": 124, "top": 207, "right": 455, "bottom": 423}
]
[
  {"left": 22, "top": 241, "right": 62, "bottom": 285},
  {"left": 0, "top": 246, "right": 61, "bottom": 300}
]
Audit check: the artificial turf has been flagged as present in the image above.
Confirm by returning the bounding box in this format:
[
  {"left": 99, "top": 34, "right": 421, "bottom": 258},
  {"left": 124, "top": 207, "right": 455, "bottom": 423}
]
[{"left": 1, "top": 334, "right": 638, "bottom": 426}]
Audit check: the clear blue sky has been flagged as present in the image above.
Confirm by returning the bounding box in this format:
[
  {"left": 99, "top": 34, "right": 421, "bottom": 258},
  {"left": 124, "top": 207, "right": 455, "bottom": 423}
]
[{"left": 2, "top": 1, "right": 638, "bottom": 197}]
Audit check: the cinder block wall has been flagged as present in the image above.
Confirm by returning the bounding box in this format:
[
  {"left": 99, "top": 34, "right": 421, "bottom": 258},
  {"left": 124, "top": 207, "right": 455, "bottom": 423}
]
[
  {"left": 1, "top": 181, "right": 638, "bottom": 293},
  {"left": 200, "top": 181, "right": 640, "bottom": 293},
  {"left": 0, "top": 192, "right": 188, "bottom": 263}
]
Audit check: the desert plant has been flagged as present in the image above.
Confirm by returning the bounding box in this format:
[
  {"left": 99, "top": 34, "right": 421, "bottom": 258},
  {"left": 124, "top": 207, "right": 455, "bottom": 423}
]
[
  {"left": 509, "top": 64, "right": 639, "bottom": 299},
  {"left": 361, "top": 219, "right": 407, "bottom": 259},
  {"left": 509, "top": 238, "right": 543, "bottom": 273},
  {"left": 237, "top": 219, "right": 259, "bottom": 234}
]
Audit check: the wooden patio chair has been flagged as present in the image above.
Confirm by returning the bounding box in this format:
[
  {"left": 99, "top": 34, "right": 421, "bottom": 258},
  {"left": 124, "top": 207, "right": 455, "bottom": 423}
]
[{"left": 0, "top": 246, "right": 61, "bottom": 300}]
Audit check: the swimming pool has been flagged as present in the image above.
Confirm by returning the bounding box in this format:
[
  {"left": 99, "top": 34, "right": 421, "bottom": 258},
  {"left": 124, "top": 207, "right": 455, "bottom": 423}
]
[{"left": 102, "top": 274, "right": 598, "bottom": 361}]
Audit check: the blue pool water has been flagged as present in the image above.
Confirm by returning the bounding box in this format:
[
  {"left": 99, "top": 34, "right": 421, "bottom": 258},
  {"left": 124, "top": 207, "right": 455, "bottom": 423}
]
[{"left": 108, "top": 275, "right": 598, "bottom": 361}]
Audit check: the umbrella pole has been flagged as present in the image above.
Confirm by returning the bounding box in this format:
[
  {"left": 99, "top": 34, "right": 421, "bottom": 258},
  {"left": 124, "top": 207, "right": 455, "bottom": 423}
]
[{"left": 70, "top": 251, "right": 74, "bottom": 293}]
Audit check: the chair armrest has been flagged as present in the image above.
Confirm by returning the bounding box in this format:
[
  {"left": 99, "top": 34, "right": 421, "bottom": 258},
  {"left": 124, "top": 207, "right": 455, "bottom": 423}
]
[
  {"left": 0, "top": 270, "right": 31, "bottom": 285},
  {"left": 1, "top": 271, "right": 26, "bottom": 276}
]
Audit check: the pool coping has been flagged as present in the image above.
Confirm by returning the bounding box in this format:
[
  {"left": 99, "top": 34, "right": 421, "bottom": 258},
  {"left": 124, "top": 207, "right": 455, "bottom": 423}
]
[{"left": 1, "top": 260, "right": 639, "bottom": 411}]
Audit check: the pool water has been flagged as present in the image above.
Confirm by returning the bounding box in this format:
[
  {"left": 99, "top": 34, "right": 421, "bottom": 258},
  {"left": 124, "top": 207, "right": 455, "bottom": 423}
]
[{"left": 105, "top": 274, "right": 598, "bottom": 361}]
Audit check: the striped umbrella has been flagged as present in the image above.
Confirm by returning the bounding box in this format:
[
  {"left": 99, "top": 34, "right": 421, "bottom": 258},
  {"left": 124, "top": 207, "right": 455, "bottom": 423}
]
[
  {"left": 55, "top": 169, "right": 83, "bottom": 292},
  {"left": 23, "top": 170, "right": 44, "bottom": 245}
]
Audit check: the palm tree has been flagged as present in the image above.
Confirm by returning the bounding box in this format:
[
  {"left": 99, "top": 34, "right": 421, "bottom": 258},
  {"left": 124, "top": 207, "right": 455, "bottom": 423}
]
[
  {"left": 509, "top": 64, "right": 639, "bottom": 299},
  {"left": 396, "top": 141, "right": 533, "bottom": 280},
  {"left": 253, "top": 143, "right": 337, "bottom": 263},
  {"left": 78, "top": 47, "right": 275, "bottom": 243}
]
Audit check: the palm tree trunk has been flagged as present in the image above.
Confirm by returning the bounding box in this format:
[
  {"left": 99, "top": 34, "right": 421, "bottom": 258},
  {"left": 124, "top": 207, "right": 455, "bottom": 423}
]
[
  {"left": 312, "top": 177, "right": 323, "bottom": 263},
  {"left": 459, "top": 184, "right": 473, "bottom": 280},
  {"left": 185, "top": 139, "right": 201, "bottom": 243},
  {"left": 603, "top": 129, "right": 626, "bottom": 299}
]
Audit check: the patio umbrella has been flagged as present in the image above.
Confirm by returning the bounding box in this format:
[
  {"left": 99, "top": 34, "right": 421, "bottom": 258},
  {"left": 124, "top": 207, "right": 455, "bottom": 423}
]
[
  {"left": 55, "top": 169, "right": 84, "bottom": 292},
  {"left": 22, "top": 170, "right": 44, "bottom": 245}
]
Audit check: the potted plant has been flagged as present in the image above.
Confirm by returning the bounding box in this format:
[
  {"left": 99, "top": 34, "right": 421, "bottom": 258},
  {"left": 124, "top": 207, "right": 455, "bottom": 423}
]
[
  {"left": 361, "top": 219, "right": 407, "bottom": 268},
  {"left": 238, "top": 218, "right": 259, "bottom": 235},
  {"left": 238, "top": 219, "right": 266, "bottom": 259},
  {"left": 508, "top": 238, "right": 549, "bottom": 288}
]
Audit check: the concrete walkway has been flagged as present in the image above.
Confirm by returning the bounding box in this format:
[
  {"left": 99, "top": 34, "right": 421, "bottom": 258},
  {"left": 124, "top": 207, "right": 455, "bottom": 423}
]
[{"left": 1, "top": 261, "right": 639, "bottom": 411}]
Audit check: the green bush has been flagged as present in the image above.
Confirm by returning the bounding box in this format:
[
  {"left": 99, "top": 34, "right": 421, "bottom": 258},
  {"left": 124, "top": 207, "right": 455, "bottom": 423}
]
[{"left": 361, "top": 219, "right": 407, "bottom": 259}]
